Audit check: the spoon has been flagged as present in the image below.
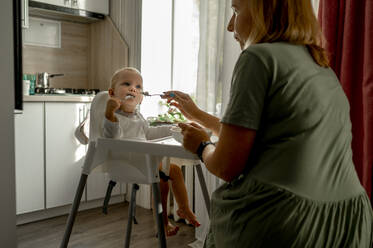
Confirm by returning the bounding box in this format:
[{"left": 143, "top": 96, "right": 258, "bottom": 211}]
[{"left": 142, "top": 91, "right": 175, "bottom": 97}]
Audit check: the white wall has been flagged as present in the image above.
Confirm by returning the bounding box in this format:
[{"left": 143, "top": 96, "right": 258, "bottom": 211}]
[{"left": 0, "top": 0, "right": 17, "bottom": 247}]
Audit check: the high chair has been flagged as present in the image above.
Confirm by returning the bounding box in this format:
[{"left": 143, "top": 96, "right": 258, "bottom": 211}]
[{"left": 60, "top": 92, "right": 169, "bottom": 248}]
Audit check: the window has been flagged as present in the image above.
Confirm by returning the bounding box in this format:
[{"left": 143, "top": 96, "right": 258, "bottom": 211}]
[{"left": 141, "top": 0, "right": 199, "bottom": 118}]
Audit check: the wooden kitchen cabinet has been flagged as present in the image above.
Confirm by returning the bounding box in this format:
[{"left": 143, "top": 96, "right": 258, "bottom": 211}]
[
  {"left": 14, "top": 102, "right": 45, "bottom": 214},
  {"left": 45, "top": 102, "right": 88, "bottom": 208},
  {"left": 75, "top": 0, "right": 109, "bottom": 15},
  {"left": 44, "top": 102, "right": 121, "bottom": 208},
  {"left": 31, "top": 0, "right": 109, "bottom": 15},
  {"left": 15, "top": 100, "right": 122, "bottom": 213},
  {"left": 32, "top": 0, "right": 70, "bottom": 8}
]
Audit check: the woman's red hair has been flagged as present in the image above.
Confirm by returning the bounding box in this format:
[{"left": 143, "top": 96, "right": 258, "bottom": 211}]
[{"left": 246, "top": 0, "right": 329, "bottom": 67}]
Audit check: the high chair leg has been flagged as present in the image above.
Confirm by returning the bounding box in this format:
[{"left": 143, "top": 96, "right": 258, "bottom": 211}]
[
  {"left": 152, "top": 182, "right": 167, "bottom": 248},
  {"left": 60, "top": 173, "right": 88, "bottom": 248},
  {"left": 125, "top": 183, "right": 140, "bottom": 248},
  {"left": 103, "top": 180, "right": 117, "bottom": 214},
  {"left": 195, "top": 164, "right": 211, "bottom": 218},
  {"left": 133, "top": 194, "right": 138, "bottom": 225}
]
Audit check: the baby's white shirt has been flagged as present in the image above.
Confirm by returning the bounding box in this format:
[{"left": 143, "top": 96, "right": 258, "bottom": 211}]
[{"left": 103, "top": 109, "right": 171, "bottom": 141}]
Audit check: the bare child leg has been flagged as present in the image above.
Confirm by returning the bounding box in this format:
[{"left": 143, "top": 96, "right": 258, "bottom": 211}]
[
  {"left": 159, "top": 168, "right": 179, "bottom": 236},
  {"left": 168, "top": 164, "right": 200, "bottom": 227}
]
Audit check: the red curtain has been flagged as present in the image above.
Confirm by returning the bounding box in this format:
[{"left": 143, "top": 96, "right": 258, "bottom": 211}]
[{"left": 319, "top": 0, "right": 373, "bottom": 199}]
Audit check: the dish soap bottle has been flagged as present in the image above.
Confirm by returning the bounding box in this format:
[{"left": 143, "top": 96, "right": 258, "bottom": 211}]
[{"left": 29, "top": 74, "right": 36, "bottom": 95}]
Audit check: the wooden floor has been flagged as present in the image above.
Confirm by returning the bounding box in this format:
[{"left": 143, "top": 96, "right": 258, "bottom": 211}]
[{"left": 17, "top": 202, "right": 197, "bottom": 248}]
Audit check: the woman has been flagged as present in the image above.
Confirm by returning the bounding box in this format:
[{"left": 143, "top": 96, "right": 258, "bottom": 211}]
[{"left": 163, "top": 0, "right": 373, "bottom": 247}]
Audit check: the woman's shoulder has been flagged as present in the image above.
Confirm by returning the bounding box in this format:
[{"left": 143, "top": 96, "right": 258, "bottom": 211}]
[
  {"left": 241, "top": 42, "right": 306, "bottom": 60},
  {"left": 235, "top": 43, "right": 285, "bottom": 73},
  {"left": 240, "top": 42, "right": 318, "bottom": 74},
  {"left": 247, "top": 41, "right": 301, "bottom": 50}
]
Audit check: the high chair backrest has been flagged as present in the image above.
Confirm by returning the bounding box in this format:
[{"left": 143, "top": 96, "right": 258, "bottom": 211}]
[
  {"left": 87, "top": 91, "right": 162, "bottom": 184},
  {"left": 89, "top": 91, "right": 110, "bottom": 142}
]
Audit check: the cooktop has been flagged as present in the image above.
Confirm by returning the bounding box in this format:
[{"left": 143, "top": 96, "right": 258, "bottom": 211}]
[{"left": 35, "top": 88, "right": 100, "bottom": 95}]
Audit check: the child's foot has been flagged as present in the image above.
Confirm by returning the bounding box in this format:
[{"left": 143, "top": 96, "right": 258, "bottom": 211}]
[
  {"left": 165, "top": 223, "right": 179, "bottom": 236},
  {"left": 177, "top": 208, "right": 201, "bottom": 227}
]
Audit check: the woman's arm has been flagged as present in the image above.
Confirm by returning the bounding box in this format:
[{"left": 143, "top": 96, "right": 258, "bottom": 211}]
[
  {"left": 190, "top": 108, "right": 221, "bottom": 135},
  {"left": 180, "top": 122, "right": 256, "bottom": 182},
  {"left": 203, "top": 124, "right": 256, "bottom": 181}
]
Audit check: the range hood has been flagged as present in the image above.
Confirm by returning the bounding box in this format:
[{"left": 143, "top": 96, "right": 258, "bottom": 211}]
[{"left": 29, "top": 1, "right": 105, "bottom": 23}]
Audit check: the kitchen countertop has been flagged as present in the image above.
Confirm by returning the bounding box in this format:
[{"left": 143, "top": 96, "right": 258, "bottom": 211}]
[{"left": 23, "top": 94, "right": 94, "bottom": 103}]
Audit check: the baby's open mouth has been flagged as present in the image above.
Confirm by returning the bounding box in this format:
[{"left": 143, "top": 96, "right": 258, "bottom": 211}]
[{"left": 125, "top": 93, "right": 135, "bottom": 99}]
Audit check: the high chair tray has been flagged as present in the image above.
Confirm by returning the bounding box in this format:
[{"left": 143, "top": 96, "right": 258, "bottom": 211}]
[{"left": 96, "top": 137, "right": 199, "bottom": 160}]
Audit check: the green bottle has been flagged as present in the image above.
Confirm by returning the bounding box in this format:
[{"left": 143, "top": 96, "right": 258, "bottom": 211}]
[{"left": 29, "top": 74, "right": 36, "bottom": 95}]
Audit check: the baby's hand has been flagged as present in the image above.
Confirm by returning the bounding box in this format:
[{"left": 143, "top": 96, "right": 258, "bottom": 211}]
[
  {"left": 105, "top": 97, "right": 121, "bottom": 122},
  {"left": 107, "top": 97, "right": 121, "bottom": 111}
]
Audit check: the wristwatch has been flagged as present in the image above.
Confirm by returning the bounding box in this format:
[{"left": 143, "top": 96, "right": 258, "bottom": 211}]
[{"left": 196, "top": 141, "right": 214, "bottom": 162}]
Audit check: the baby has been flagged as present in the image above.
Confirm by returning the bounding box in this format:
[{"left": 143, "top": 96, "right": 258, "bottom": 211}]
[{"left": 103, "top": 67, "right": 200, "bottom": 236}]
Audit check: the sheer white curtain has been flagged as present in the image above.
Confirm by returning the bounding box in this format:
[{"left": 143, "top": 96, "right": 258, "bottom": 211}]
[
  {"left": 172, "top": 0, "right": 200, "bottom": 95},
  {"left": 193, "top": 0, "right": 228, "bottom": 244},
  {"left": 195, "top": 0, "right": 226, "bottom": 115},
  {"left": 312, "top": 0, "right": 320, "bottom": 15}
]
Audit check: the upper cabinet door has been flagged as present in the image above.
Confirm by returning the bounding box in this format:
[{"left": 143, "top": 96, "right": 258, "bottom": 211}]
[
  {"left": 75, "top": 0, "right": 109, "bottom": 15},
  {"left": 32, "top": 0, "right": 71, "bottom": 8}
]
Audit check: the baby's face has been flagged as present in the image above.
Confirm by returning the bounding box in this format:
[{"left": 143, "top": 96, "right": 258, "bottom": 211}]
[{"left": 111, "top": 70, "right": 144, "bottom": 108}]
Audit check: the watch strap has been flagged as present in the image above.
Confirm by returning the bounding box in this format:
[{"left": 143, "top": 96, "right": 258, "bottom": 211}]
[{"left": 196, "top": 141, "right": 214, "bottom": 162}]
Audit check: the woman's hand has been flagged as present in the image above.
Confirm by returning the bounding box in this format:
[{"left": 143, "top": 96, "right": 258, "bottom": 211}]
[
  {"left": 163, "top": 90, "right": 221, "bottom": 135},
  {"left": 105, "top": 97, "right": 121, "bottom": 122},
  {"left": 178, "top": 122, "right": 210, "bottom": 153},
  {"left": 162, "top": 91, "right": 201, "bottom": 122}
]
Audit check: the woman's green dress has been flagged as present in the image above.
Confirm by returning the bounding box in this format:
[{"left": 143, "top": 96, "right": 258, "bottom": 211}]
[{"left": 205, "top": 42, "right": 373, "bottom": 247}]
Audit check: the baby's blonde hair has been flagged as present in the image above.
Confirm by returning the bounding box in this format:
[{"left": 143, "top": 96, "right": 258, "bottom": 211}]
[{"left": 110, "top": 67, "right": 142, "bottom": 89}]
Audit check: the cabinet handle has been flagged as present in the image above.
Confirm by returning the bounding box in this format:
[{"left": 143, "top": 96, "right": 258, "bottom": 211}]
[
  {"left": 24, "top": 0, "right": 29, "bottom": 28},
  {"left": 72, "top": 0, "right": 78, "bottom": 7},
  {"left": 86, "top": 107, "right": 90, "bottom": 119},
  {"left": 79, "top": 107, "right": 82, "bottom": 124}
]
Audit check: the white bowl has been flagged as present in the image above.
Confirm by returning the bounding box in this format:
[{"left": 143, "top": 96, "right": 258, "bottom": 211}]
[
  {"left": 170, "top": 126, "right": 183, "bottom": 144},
  {"left": 170, "top": 126, "right": 213, "bottom": 144}
]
